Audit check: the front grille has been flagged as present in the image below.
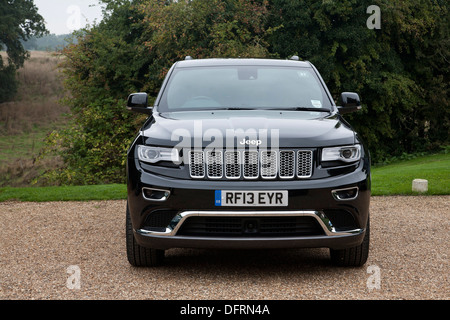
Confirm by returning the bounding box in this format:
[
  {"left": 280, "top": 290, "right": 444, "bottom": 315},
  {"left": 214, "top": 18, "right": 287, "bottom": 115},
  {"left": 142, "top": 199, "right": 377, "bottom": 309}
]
[
  {"left": 177, "top": 216, "right": 325, "bottom": 237},
  {"left": 189, "top": 149, "right": 313, "bottom": 180}
]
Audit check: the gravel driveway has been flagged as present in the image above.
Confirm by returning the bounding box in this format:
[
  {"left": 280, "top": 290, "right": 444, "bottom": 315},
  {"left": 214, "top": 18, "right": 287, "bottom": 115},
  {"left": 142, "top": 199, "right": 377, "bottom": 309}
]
[{"left": 0, "top": 196, "right": 448, "bottom": 300}]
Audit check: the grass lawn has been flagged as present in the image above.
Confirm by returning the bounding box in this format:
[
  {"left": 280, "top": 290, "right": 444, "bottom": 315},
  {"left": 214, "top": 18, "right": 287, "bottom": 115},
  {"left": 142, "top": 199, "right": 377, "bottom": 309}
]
[
  {"left": 0, "top": 184, "right": 127, "bottom": 202},
  {"left": 0, "top": 153, "right": 448, "bottom": 202},
  {"left": 0, "top": 126, "right": 48, "bottom": 162},
  {"left": 371, "top": 152, "right": 449, "bottom": 196}
]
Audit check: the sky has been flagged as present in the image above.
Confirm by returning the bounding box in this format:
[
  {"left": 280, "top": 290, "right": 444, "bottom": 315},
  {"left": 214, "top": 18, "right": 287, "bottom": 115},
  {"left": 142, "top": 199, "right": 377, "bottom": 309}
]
[{"left": 33, "top": 0, "right": 105, "bottom": 35}]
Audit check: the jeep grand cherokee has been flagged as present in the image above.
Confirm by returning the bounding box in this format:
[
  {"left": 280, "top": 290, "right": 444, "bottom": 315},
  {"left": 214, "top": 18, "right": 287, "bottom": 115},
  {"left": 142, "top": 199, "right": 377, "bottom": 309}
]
[{"left": 125, "top": 57, "right": 371, "bottom": 267}]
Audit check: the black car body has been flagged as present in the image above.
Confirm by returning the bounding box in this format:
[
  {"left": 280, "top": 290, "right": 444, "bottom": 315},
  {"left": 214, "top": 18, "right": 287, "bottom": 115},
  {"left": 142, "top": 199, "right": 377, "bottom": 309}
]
[{"left": 125, "top": 58, "right": 371, "bottom": 267}]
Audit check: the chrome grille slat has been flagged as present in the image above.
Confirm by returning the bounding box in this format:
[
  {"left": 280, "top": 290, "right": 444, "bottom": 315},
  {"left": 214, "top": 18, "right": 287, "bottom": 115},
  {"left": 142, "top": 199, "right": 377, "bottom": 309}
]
[
  {"left": 189, "top": 149, "right": 313, "bottom": 180},
  {"left": 279, "top": 151, "right": 295, "bottom": 179},
  {"left": 206, "top": 150, "right": 223, "bottom": 179},
  {"left": 297, "top": 150, "right": 313, "bottom": 178},
  {"left": 224, "top": 151, "right": 241, "bottom": 179},
  {"left": 260, "top": 150, "right": 277, "bottom": 179},
  {"left": 189, "top": 151, "right": 205, "bottom": 178},
  {"left": 243, "top": 151, "right": 259, "bottom": 179}
]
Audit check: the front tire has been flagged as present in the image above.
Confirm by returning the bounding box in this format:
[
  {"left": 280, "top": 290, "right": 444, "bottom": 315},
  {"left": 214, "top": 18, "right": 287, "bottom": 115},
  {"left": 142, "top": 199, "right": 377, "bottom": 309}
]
[
  {"left": 126, "top": 203, "right": 165, "bottom": 267},
  {"left": 330, "top": 215, "right": 370, "bottom": 267}
]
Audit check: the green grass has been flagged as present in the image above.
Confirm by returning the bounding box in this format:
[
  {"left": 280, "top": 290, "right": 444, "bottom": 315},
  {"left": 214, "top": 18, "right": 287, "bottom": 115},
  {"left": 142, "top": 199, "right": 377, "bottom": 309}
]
[
  {"left": 0, "top": 184, "right": 127, "bottom": 202},
  {"left": 0, "top": 153, "right": 448, "bottom": 202},
  {"left": 371, "top": 152, "right": 449, "bottom": 196},
  {"left": 0, "top": 125, "right": 48, "bottom": 162}
]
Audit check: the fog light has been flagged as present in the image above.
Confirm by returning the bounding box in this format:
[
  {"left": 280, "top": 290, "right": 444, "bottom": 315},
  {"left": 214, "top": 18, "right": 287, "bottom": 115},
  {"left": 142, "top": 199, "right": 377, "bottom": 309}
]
[
  {"left": 142, "top": 188, "right": 171, "bottom": 201},
  {"left": 332, "top": 187, "right": 359, "bottom": 201}
]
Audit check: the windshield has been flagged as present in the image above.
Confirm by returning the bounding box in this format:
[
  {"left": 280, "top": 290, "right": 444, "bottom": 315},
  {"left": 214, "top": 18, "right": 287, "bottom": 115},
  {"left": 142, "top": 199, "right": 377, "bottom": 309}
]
[{"left": 158, "top": 66, "right": 333, "bottom": 112}]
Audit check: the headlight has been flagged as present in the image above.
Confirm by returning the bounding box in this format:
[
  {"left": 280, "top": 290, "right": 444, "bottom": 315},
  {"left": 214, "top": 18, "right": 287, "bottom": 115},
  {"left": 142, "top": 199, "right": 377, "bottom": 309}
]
[
  {"left": 137, "top": 145, "right": 180, "bottom": 164},
  {"left": 321, "top": 145, "right": 361, "bottom": 163}
]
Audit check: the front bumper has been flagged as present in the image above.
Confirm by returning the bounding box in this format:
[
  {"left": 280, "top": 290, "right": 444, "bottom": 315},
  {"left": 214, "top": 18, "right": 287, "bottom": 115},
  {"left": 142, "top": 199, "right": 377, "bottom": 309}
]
[
  {"left": 134, "top": 210, "right": 366, "bottom": 250},
  {"left": 127, "top": 158, "right": 370, "bottom": 250}
]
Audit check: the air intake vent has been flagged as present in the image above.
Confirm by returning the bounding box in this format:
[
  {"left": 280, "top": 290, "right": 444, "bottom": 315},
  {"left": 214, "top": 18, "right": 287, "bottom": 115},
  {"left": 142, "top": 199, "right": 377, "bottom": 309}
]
[{"left": 177, "top": 216, "right": 325, "bottom": 237}]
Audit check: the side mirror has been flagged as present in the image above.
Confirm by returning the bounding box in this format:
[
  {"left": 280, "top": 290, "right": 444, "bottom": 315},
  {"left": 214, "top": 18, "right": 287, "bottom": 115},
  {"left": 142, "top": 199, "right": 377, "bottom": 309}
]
[
  {"left": 127, "top": 93, "right": 152, "bottom": 115},
  {"left": 338, "top": 92, "right": 362, "bottom": 114}
]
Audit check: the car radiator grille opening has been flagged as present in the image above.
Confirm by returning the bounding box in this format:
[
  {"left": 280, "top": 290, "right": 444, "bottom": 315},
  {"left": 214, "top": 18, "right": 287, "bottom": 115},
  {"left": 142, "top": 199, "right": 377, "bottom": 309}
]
[
  {"left": 190, "top": 149, "right": 313, "bottom": 180},
  {"left": 176, "top": 216, "right": 325, "bottom": 237}
]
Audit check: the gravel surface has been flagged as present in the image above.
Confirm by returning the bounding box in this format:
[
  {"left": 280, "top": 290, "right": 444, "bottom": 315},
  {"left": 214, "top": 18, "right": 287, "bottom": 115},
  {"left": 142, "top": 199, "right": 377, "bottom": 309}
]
[{"left": 0, "top": 196, "right": 448, "bottom": 300}]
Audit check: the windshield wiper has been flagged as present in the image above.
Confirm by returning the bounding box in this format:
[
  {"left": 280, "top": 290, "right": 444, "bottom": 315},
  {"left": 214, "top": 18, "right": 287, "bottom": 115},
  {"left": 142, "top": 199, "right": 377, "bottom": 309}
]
[
  {"left": 222, "top": 107, "right": 258, "bottom": 110},
  {"left": 198, "top": 106, "right": 331, "bottom": 112},
  {"left": 223, "top": 106, "right": 331, "bottom": 112},
  {"left": 181, "top": 107, "right": 258, "bottom": 111},
  {"left": 272, "top": 107, "right": 332, "bottom": 112}
]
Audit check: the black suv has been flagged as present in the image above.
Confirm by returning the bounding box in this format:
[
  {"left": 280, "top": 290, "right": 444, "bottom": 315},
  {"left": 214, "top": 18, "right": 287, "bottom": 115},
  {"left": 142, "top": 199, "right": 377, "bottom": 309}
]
[{"left": 125, "top": 57, "right": 371, "bottom": 267}]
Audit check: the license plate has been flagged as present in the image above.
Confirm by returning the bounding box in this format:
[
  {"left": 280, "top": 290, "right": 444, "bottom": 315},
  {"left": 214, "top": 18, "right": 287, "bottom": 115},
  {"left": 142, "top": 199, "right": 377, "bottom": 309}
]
[{"left": 215, "top": 190, "right": 288, "bottom": 207}]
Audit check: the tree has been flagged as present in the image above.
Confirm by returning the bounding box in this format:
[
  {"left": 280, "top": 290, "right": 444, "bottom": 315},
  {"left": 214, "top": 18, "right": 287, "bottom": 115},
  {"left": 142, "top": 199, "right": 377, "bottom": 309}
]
[
  {"left": 0, "top": 0, "right": 47, "bottom": 102},
  {"left": 41, "top": 0, "right": 273, "bottom": 185},
  {"left": 267, "top": 0, "right": 449, "bottom": 162},
  {"left": 140, "top": 0, "right": 273, "bottom": 95},
  {"left": 40, "top": 0, "right": 149, "bottom": 185}
]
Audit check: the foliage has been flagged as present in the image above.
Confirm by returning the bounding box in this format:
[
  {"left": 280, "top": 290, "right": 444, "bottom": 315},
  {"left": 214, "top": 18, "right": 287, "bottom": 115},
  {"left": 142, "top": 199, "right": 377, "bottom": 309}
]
[
  {"left": 36, "top": 1, "right": 154, "bottom": 185},
  {"left": 40, "top": 0, "right": 449, "bottom": 185},
  {"left": 267, "top": 0, "right": 449, "bottom": 162},
  {"left": 139, "top": 0, "right": 273, "bottom": 94},
  {"left": 0, "top": 0, "right": 47, "bottom": 102},
  {"left": 40, "top": 0, "right": 274, "bottom": 185},
  {"left": 0, "top": 64, "right": 18, "bottom": 102}
]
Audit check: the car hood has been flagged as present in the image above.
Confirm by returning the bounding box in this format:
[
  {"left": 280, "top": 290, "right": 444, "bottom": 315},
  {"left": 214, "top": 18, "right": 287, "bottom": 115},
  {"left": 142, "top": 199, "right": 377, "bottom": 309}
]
[{"left": 141, "top": 110, "right": 356, "bottom": 148}]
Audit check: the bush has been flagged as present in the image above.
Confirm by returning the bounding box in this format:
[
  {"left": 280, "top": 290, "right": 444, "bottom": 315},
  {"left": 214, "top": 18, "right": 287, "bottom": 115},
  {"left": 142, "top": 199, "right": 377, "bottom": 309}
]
[
  {"left": 39, "top": 0, "right": 273, "bottom": 185},
  {"left": 0, "top": 65, "right": 18, "bottom": 103}
]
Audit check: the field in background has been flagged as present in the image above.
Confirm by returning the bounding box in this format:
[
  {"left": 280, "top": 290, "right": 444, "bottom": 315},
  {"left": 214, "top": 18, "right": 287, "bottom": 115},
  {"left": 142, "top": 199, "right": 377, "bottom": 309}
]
[{"left": 0, "top": 51, "right": 69, "bottom": 187}]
